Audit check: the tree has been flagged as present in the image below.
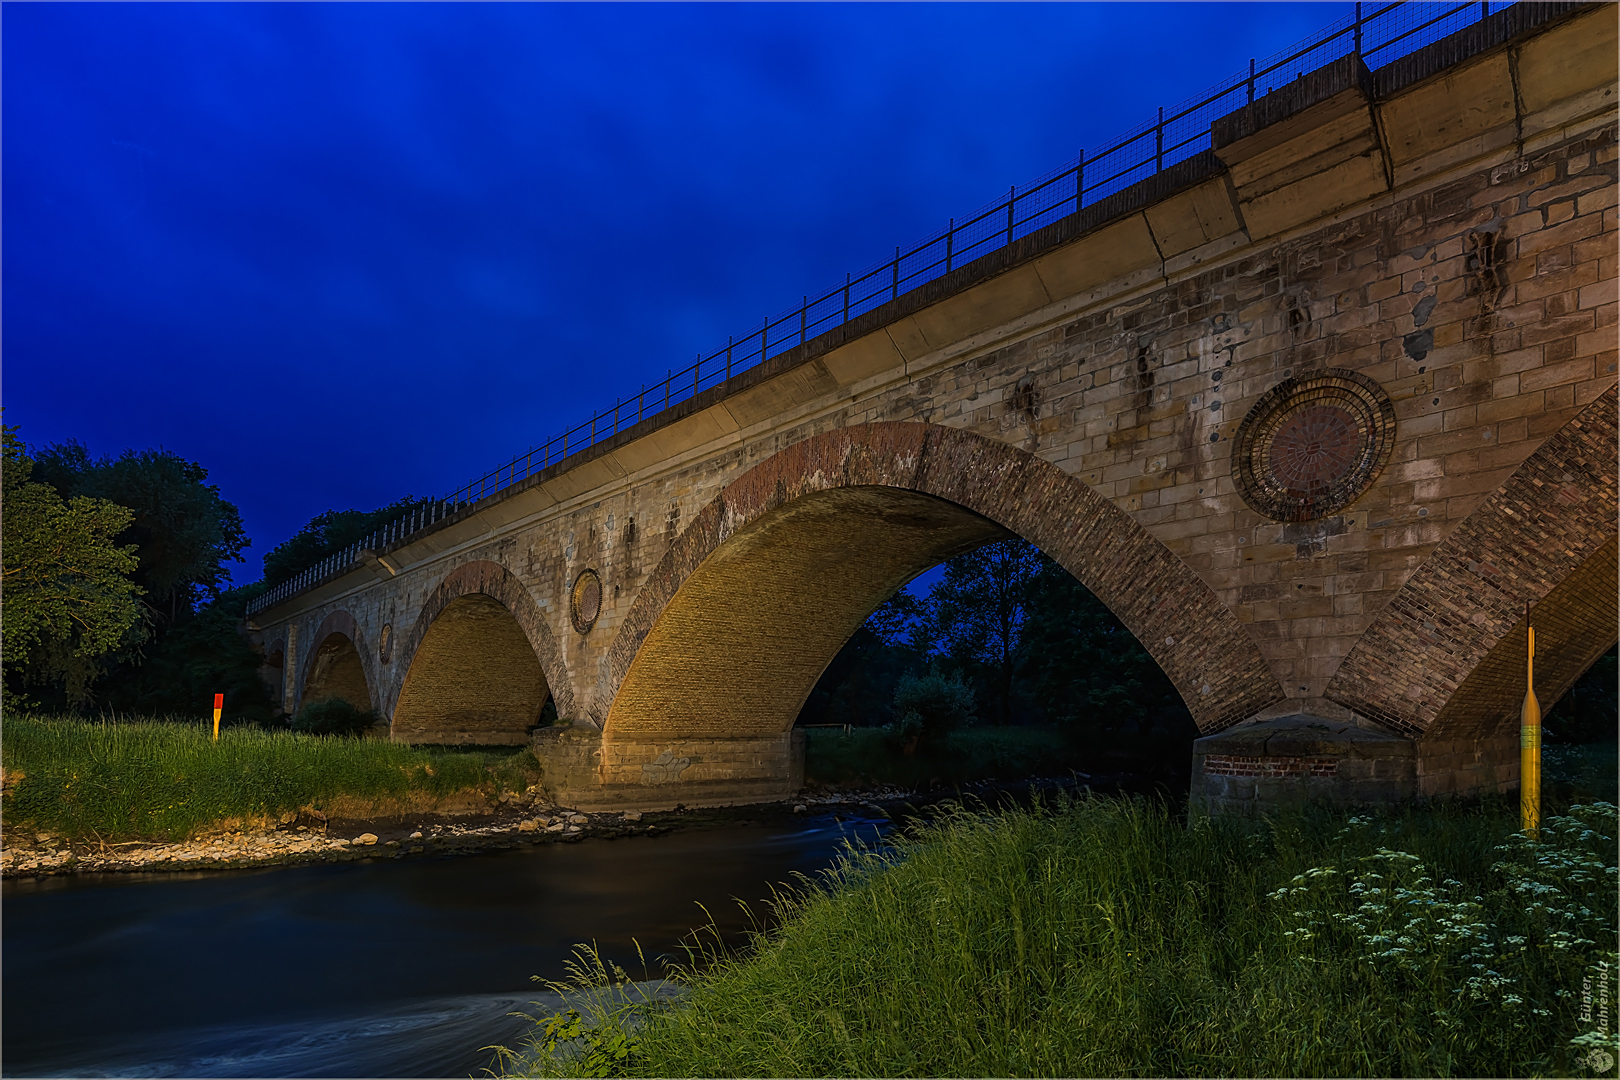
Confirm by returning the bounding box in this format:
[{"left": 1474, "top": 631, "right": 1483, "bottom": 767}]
[
  {"left": 92, "top": 582, "right": 277, "bottom": 723},
  {"left": 799, "top": 591, "right": 927, "bottom": 728},
  {"left": 925, "top": 539, "right": 1045, "bottom": 725},
  {"left": 890, "top": 668, "right": 976, "bottom": 755},
  {"left": 32, "top": 441, "right": 248, "bottom": 627},
  {"left": 1019, "top": 554, "right": 1193, "bottom": 756},
  {"left": 1, "top": 425, "right": 145, "bottom": 707},
  {"left": 261, "top": 496, "right": 432, "bottom": 589},
  {"left": 1544, "top": 644, "right": 1618, "bottom": 744}
]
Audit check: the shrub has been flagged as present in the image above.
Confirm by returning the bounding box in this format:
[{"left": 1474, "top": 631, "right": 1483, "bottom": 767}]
[
  {"left": 290, "top": 696, "right": 378, "bottom": 737},
  {"left": 888, "top": 669, "right": 975, "bottom": 755}
]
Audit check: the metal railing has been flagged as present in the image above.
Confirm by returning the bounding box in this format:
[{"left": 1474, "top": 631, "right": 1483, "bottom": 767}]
[{"left": 248, "top": 0, "right": 1520, "bottom": 618}]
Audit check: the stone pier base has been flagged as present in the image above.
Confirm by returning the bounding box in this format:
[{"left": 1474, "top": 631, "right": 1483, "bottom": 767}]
[
  {"left": 1191, "top": 710, "right": 1517, "bottom": 816},
  {"left": 531, "top": 724, "right": 806, "bottom": 811}
]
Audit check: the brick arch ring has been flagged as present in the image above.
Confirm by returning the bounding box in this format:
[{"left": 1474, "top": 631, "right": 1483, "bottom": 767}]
[
  {"left": 607, "top": 421, "right": 1283, "bottom": 735},
  {"left": 387, "top": 559, "right": 576, "bottom": 721},
  {"left": 297, "top": 610, "right": 377, "bottom": 713}
]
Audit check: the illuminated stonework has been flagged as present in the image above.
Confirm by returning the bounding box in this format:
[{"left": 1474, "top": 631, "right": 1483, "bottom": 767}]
[{"left": 1233, "top": 368, "right": 1396, "bottom": 522}]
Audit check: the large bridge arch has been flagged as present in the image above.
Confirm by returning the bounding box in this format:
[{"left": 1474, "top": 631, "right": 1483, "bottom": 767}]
[
  {"left": 391, "top": 560, "right": 572, "bottom": 745},
  {"left": 298, "top": 611, "right": 376, "bottom": 714},
  {"left": 605, "top": 421, "right": 1284, "bottom": 744},
  {"left": 1326, "top": 387, "right": 1619, "bottom": 791}
]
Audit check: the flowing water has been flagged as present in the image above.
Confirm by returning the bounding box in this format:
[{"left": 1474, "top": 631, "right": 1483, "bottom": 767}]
[{"left": 3, "top": 814, "right": 890, "bottom": 1078}]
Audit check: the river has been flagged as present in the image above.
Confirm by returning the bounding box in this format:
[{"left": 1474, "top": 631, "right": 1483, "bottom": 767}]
[{"left": 3, "top": 812, "right": 891, "bottom": 1078}]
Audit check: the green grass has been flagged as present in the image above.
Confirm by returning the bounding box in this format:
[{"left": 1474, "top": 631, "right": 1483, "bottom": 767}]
[
  {"left": 505, "top": 792, "right": 1618, "bottom": 1078},
  {"left": 803, "top": 725, "right": 1078, "bottom": 789},
  {"left": 2, "top": 714, "right": 537, "bottom": 842}
]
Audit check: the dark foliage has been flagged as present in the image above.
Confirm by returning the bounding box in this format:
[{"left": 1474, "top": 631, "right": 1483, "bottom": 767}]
[
  {"left": 19, "top": 439, "right": 271, "bottom": 717},
  {"left": 1020, "top": 553, "right": 1199, "bottom": 766},
  {"left": 799, "top": 592, "right": 925, "bottom": 729},
  {"left": 799, "top": 538, "right": 1197, "bottom": 777},
  {"left": 924, "top": 540, "right": 1043, "bottom": 726},
  {"left": 1545, "top": 644, "right": 1618, "bottom": 744},
  {"left": 291, "top": 696, "right": 379, "bottom": 737},
  {"left": 261, "top": 496, "right": 433, "bottom": 589},
  {"left": 91, "top": 584, "right": 278, "bottom": 723},
  {"left": 31, "top": 442, "right": 248, "bottom": 625},
  {"left": 888, "top": 669, "right": 976, "bottom": 755}
]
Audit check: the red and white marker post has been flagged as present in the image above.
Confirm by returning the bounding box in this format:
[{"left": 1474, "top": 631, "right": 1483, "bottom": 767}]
[{"left": 212, "top": 693, "right": 225, "bottom": 741}]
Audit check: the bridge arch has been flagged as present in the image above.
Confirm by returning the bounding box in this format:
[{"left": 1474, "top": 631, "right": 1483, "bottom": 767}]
[
  {"left": 391, "top": 559, "right": 571, "bottom": 745},
  {"left": 606, "top": 421, "right": 1283, "bottom": 743},
  {"left": 298, "top": 611, "right": 376, "bottom": 714},
  {"left": 1327, "top": 386, "right": 1619, "bottom": 748}
]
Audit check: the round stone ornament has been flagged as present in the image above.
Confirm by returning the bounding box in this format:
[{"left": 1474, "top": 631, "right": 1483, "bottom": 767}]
[
  {"left": 1232, "top": 368, "right": 1396, "bottom": 522},
  {"left": 570, "top": 569, "right": 603, "bottom": 634}
]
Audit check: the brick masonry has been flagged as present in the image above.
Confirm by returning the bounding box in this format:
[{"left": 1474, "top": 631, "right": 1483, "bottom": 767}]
[
  {"left": 250, "top": 6, "right": 1618, "bottom": 810},
  {"left": 1203, "top": 755, "right": 1339, "bottom": 778}
]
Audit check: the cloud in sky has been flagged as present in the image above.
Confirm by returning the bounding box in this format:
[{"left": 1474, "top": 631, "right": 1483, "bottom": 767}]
[{"left": 5, "top": 2, "right": 1351, "bottom": 580}]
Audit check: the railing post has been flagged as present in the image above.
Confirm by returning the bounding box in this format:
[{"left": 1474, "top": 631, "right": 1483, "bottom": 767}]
[
  {"left": 665, "top": 370, "right": 671, "bottom": 409},
  {"left": 1006, "top": 186, "right": 1015, "bottom": 246},
  {"left": 800, "top": 297, "right": 806, "bottom": 346},
  {"left": 761, "top": 318, "right": 767, "bottom": 362},
  {"left": 638, "top": 385, "right": 645, "bottom": 422},
  {"left": 1076, "top": 150, "right": 1084, "bottom": 213},
  {"left": 1156, "top": 107, "right": 1164, "bottom": 172},
  {"left": 892, "top": 246, "right": 899, "bottom": 301},
  {"left": 1248, "top": 58, "right": 1256, "bottom": 105},
  {"left": 1355, "top": 3, "right": 1363, "bottom": 55},
  {"left": 843, "top": 273, "right": 850, "bottom": 324},
  {"left": 946, "top": 219, "right": 954, "bottom": 272},
  {"left": 694, "top": 354, "right": 700, "bottom": 397},
  {"left": 726, "top": 337, "right": 733, "bottom": 381}
]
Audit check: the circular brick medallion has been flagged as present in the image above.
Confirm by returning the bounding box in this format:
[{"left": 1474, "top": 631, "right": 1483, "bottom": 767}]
[
  {"left": 1233, "top": 369, "right": 1395, "bottom": 522},
  {"left": 570, "top": 569, "right": 603, "bottom": 634}
]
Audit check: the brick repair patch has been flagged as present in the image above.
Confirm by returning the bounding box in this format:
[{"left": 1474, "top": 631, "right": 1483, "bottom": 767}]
[{"left": 1204, "top": 754, "right": 1339, "bottom": 778}]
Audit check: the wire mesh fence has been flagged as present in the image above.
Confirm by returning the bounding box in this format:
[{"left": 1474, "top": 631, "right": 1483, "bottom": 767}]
[{"left": 248, "top": 0, "right": 1529, "bottom": 617}]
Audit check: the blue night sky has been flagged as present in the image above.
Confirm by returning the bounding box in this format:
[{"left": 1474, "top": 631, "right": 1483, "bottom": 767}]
[{"left": 6, "top": 2, "right": 1351, "bottom": 584}]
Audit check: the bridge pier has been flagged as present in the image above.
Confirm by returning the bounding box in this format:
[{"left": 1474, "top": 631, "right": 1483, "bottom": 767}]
[
  {"left": 1190, "top": 706, "right": 1516, "bottom": 816},
  {"left": 532, "top": 724, "right": 806, "bottom": 812}
]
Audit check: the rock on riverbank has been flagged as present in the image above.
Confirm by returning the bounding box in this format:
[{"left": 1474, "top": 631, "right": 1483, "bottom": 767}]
[{"left": 0, "top": 784, "right": 928, "bottom": 879}]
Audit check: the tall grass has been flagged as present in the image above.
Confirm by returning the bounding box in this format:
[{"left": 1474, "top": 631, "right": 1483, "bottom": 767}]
[
  {"left": 3, "top": 715, "right": 536, "bottom": 841},
  {"left": 509, "top": 793, "right": 1618, "bottom": 1078},
  {"left": 804, "top": 725, "right": 1076, "bottom": 789}
]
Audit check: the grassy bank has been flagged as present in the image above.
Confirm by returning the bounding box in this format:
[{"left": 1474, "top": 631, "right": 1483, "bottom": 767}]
[
  {"left": 2, "top": 715, "right": 537, "bottom": 842},
  {"left": 803, "top": 725, "right": 1082, "bottom": 790},
  {"left": 507, "top": 791, "right": 1618, "bottom": 1078}
]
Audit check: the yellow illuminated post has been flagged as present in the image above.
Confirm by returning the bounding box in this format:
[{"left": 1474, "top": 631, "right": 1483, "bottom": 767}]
[
  {"left": 212, "top": 693, "right": 224, "bottom": 741},
  {"left": 1520, "top": 603, "right": 1540, "bottom": 837}
]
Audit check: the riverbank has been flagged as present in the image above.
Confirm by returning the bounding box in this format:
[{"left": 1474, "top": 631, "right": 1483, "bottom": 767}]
[
  {"left": 0, "top": 779, "right": 931, "bottom": 879},
  {"left": 501, "top": 792, "right": 1620, "bottom": 1079}
]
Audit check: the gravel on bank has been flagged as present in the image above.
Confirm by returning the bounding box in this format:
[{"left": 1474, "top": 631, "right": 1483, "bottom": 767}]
[{"left": 0, "top": 783, "right": 929, "bottom": 880}]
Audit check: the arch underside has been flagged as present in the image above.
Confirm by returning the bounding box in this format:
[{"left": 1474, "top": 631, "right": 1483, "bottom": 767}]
[
  {"left": 607, "top": 422, "right": 1284, "bottom": 744},
  {"left": 1421, "top": 535, "right": 1617, "bottom": 745},
  {"left": 1327, "top": 385, "right": 1619, "bottom": 741},
  {"left": 609, "top": 486, "right": 1007, "bottom": 741},
  {"left": 392, "top": 593, "right": 550, "bottom": 745},
  {"left": 303, "top": 634, "right": 372, "bottom": 712}
]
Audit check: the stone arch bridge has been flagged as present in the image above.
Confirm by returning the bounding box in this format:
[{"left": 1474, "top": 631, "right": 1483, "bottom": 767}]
[{"left": 252, "top": 6, "right": 1617, "bottom": 812}]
